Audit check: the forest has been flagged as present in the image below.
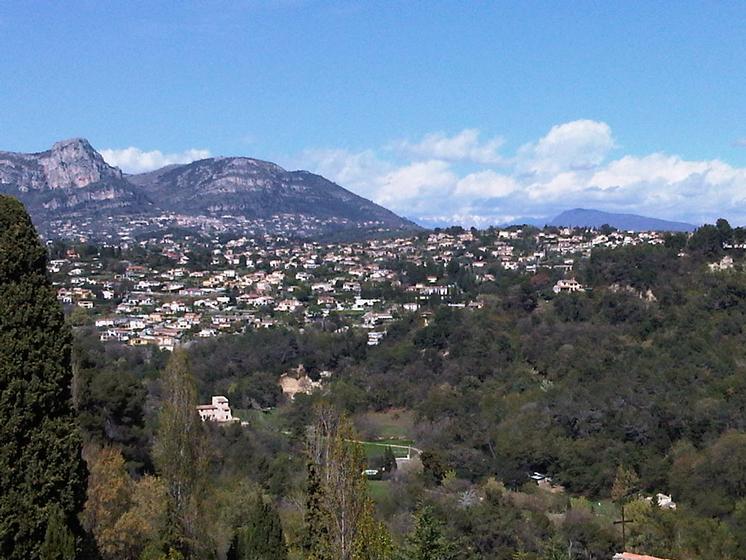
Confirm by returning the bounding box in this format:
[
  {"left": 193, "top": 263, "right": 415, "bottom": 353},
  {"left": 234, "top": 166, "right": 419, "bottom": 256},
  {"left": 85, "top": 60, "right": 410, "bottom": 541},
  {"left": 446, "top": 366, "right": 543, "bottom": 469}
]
[{"left": 5, "top": 191, "right": 746, "bottom": 560}]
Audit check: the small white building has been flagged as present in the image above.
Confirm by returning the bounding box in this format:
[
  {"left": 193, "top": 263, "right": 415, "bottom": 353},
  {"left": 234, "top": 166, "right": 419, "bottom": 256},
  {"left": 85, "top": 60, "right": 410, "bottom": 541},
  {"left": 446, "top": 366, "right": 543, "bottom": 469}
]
[
  {"left": 645, "top": 492, "right": 676, "bottom": 510},
  {"left": 709, "top": 255, "right": 734, "bottom": 272},
  {"left": 196, "top": 396, "right": 236, "bottom": 423},
  {"left": 553, "top": 279, "right": 585, "bottom": 294}
]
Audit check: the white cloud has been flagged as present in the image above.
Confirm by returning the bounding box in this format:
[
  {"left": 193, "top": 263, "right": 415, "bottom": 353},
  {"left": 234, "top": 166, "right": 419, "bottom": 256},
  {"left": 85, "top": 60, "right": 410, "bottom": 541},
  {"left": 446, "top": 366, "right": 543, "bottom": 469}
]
[
  {"left": 590, "top": 153, "right": 710, "bottom": 189},
  {"left": 297, "top": 119, "right": 746, "bottom": 227},
  {"left": 296, "top": 151, "right": 456, "bottom": 214},
  {"left": 100, "top": 147, "right": 211, "bottom": 173},
  {"left": 294, "top": 148, "right": 391, "bottom": 199},
  {"left": 394, "top": 129, "right": 505, "bottom": 164},
  {"left": 519, "top": 119, "right": 615, "bottom": 175},
  {"left": 376, "top": 160, "right": 457, "bottom": 208},
  {"left": 455, "top": 170, "right": 518, "bottom": 198}
]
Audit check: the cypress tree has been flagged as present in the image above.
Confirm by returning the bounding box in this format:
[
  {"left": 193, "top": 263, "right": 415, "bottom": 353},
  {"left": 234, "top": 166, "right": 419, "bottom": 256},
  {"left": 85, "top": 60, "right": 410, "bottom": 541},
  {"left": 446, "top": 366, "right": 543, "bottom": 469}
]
[
  {"left": 39, "top": 505, "right": 76, "bottom": 560},
  {"left": 0, "top": 196, "right": 87, "bottom": 558},
  {"left": 227, "top": 493, "right": 287, "bottom": 560},
  {"left": 303, "top": 461, "right": 332, "bottom": 560},
  {"left": 383, "top": 446, "right": 397, "bottom": 474}
]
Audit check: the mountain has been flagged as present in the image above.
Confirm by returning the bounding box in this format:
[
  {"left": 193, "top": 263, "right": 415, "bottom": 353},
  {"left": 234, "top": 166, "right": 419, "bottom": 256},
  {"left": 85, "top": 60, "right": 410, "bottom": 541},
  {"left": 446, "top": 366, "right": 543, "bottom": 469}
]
[
  {"left": 548, "top": 208, "right": 696, "bottom": 232},
  {"left": 0, "top": 139, "right": 416, "bottom": 237},
  {"left": 128, "top": 157, "right": 407, "bottom": 226},
  {"left": 0, "top": 138, "right": 152, "bottom": 221}
]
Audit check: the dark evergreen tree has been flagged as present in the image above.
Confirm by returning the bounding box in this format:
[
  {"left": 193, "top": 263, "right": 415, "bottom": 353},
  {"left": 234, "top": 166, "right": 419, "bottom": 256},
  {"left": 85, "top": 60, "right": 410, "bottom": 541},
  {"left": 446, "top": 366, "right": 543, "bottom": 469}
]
[
  {"left": 227, "top": 493, "right": 287, "bottom": 560},
  {"left": 383, "top": 446, "right": 397, "bottom": 473},
  {"left": 0, "top": 196, "right": 88, "bottom": 558},
  {"left": 303, "top": 461, "right": 331, "bottom": 560},
  {"left": 404, "top": 506, "right": 454, "bottom": 560},
  {"left": 39, "top": 505, "right": 76, "bottom": 560}
]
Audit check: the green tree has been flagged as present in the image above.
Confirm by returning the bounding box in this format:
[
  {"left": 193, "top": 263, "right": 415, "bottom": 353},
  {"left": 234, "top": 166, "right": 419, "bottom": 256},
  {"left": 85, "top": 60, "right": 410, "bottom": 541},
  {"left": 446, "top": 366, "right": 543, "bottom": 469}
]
[
  {"left": 403, "top": 506, "right": 454, "bottom": 560},
  {"left": 40, "top": 505, "right": 76, "bottom": 560},
  {"left": 153, "top": 350, "right": 211, "bottom": 557},
  {"left": 382, "top": 446, "right": 397, "bottom": 474},
  {"left": 304, "top": 461, "right": 332, "bottom": 560},
  {"left": 227, "top": 493, "right": 287, "bottom": 560},
  {"left": 352, "top": 499, "right": 394, "bottom": 560},
  {"left": 305, "top": 404, "right": 392, "bottom": 560},
  {"left": 0, "top": 196, "right": 87, "bottom": 559},
  {"left": 716, "top": 218, "right": 733, "bottom": 245},
  {"left": 688, "top": 224, "right": 723, "bottom": 257}
]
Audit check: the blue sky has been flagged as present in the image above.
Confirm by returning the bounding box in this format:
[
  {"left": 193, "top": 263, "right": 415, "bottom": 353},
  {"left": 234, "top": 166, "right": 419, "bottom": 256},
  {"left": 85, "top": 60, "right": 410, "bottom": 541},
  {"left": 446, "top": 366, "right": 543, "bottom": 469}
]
[{"left": 2, "top": 1, "right": 746, "bottom": 225}]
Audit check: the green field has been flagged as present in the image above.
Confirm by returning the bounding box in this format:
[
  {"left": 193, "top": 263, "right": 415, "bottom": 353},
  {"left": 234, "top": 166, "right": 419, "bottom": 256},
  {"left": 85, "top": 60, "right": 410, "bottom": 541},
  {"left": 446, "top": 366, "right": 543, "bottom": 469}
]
[
  {"left": 361, "top": 439, "right": 415, "bottom": 459},
  {"left": 232, "top": 407, "right": 283, "bottom": 430},
  {"left": 367, "top": 480, "right": 392, "bottom": 503}
]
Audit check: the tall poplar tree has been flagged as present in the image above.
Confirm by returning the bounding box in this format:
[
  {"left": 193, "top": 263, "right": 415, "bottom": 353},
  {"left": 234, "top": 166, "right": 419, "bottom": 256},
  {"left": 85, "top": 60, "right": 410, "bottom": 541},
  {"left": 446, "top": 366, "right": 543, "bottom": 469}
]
[
  {"left": 305, "top": 404, "right": 393, "bottom": 560},
  {"left": 153, "top": 350, "right": 210, "bottom": 557},
  {"left": 0, "top": 196, "right": 87, "bottom": 559}
]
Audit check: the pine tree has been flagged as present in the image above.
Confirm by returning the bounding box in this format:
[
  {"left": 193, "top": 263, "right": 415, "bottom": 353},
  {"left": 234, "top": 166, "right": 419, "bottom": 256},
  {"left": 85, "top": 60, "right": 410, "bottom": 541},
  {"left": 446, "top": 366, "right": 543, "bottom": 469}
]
[
  {"left": 404, "top": 506, "right": 454, "bottom": 560},
  {"left": 153, "top": 350, "right": 210, "bottom": 557},
  {"left": 383, "top": 446, "right": 397, "bottom": 474},
  {"left": 40, "top": 505, "right": 76, "bottom": 560},
  {"left": 0, "top": 196, "right": 87, "bottom": 558},
  {"left": 352, "top": 499, "right": 393, "bottom": 560},
  {"left": 227, "top": 493, "right": 287, "bottom": 560}
]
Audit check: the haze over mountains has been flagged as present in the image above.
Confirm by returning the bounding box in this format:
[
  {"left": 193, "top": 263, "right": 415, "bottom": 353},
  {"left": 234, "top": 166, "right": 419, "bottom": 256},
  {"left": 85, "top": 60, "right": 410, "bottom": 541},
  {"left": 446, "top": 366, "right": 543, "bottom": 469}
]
[{"left": 0, "top": 138, "right": 416, "bottom": 237}]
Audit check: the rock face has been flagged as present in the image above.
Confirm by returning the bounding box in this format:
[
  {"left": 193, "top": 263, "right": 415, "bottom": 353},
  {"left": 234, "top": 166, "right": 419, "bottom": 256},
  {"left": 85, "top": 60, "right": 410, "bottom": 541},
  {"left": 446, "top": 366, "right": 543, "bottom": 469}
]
[
  {"left": 0, "top": 138, "right": 416, "bottom": 236},
  {"left": 0, "top": 138, "right": 123, "bottom": 190},
  {"left": 0, "top": 139, "right": 149, "bottom": 220}
]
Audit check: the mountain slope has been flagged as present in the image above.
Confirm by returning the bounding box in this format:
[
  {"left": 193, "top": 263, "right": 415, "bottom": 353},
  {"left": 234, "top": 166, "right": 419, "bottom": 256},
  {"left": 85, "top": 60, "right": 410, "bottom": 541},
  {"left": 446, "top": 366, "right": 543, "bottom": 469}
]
[
  {"left": 0, "top": 139, "right": 416, "bottom": 236},
  {"left": 548, "top": 208, "right": 696, "bottom": 232},
  {"left": 130, "top": 157, "right": 411, "bottom": 227},
  {"left": 0, "top": 138, "right": 151, "bottom": 221}
]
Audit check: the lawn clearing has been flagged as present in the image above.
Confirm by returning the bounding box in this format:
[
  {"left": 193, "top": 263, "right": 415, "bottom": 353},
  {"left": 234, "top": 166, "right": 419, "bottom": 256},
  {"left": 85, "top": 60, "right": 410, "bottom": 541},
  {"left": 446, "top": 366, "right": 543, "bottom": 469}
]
[
  {"left": 362, "top": 439, "right": 415, "bottom": 459},
  {"left": 367, "top": 480, "right": 392, "bottom": 503}
]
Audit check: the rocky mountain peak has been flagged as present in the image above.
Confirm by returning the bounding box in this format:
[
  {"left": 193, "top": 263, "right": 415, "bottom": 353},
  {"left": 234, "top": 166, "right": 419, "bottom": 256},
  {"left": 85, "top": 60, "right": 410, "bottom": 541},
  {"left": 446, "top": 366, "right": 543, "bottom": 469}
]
[
  {"left": 41, "top": 137, "right": 122, "bottom": 189},
  {"left": 51, "top": 137, "right": 95, "bottom": 153}
]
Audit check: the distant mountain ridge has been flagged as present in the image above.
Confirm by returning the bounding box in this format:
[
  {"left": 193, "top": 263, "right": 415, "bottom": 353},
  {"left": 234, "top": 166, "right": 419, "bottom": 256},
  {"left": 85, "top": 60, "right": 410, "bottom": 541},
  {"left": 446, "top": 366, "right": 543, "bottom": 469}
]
[
  {"left": 547, "top": 208, "right": 696, "bottom": 232},
  {"left": 0, "top": 138, "right": 417, "bottom": 236}
]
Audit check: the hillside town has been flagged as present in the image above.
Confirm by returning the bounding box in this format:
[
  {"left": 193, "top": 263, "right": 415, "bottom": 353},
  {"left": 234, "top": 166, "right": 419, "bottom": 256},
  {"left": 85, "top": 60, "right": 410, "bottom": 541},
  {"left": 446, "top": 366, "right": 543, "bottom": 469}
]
[
  {"left": 49, "top": 224, "right": 673, "bottom": 352},
  {"left": 44, "top": 210, "right": 405, "bottom": 242}
]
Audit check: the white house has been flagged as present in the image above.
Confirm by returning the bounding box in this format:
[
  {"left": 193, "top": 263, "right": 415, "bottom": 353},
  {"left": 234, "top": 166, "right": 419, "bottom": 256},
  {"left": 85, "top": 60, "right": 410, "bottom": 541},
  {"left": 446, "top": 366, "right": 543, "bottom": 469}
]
[
  {"left": 196, "top": 396, "right": 236, "bottom": 423},
  {"left": 553, "top": 279, "right": 585, "bottom": 294}
]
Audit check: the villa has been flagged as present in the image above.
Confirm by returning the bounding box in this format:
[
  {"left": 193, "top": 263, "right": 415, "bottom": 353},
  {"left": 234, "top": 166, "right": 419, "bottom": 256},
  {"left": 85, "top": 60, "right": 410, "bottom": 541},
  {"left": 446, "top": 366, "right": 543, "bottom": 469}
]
[{"left": 196, "top": 395, "right": 237, "bottom": 423}]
